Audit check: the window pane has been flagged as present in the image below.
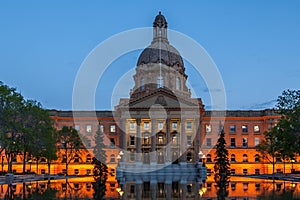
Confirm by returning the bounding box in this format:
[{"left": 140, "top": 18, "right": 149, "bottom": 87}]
[
  {"left": 130, "top": 121, "right": 135, "bottom": 130},
  {"left": 110, "top": 125, "right": 116, "bottom": 132},
  {"left": 254, "top": 125, "right": 260, "bottom": 133},
  {"left": 86, "top": 125, "right": 92, "bottom": 133},
  {"left": 172, "top": 122, "right": 178, "bottom": 129},
  {"left": 205, "top": 125, "right": 212, "bottom": 133},
  {"left": 230, "top": 125, "right": 236, "bottom": 133},
  {"left": 242, "top": 125, "right": 248, "bottom": 132},
  {"left": 186, "top": 122, "right": 192, "bottom": 129},
  {"left": 144, "top": 122, "right": 149, "bottom": 129}
]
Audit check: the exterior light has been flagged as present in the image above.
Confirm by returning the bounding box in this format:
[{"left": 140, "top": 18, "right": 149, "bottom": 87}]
[
  {"left": 119, "top": 151, "right": 124, "bottom": 156},
  {"left": 116, "top": 187, "right": 121, "bottom": 192},
  {"left": 117, "top": 155, "right": 121, "bottom": 160},
  {"left": 119, "top": 190, "right": 124, "bottom": 196}
]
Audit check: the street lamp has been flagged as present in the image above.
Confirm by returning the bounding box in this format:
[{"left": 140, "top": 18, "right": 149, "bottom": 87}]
[
  {"left": 291, "top": 159, "right": 295, "bottom": 173},
  {"left": 201, "top": 154, "right": 207, "bottom": 167}
]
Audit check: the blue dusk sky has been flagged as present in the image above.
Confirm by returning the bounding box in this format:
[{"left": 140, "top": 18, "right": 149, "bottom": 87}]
[{"left": 0, "top": 1, "right": 299, "bottom": 111}]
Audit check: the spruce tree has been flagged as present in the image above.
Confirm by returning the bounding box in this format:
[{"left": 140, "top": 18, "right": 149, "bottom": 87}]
[
  {"left": 92, "top": 126, "right": 108, "bottom": 200},
  {"left": 214, "top": 127, "right": 230, "bottom": 200}
]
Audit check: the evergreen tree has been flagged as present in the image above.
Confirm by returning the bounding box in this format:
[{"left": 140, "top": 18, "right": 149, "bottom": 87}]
[
  {"left": 92, "top": 126, "right": 108, "bottom": 200},
  {"left": 214, "top": 127, "right": 230, "bottom": 200}
]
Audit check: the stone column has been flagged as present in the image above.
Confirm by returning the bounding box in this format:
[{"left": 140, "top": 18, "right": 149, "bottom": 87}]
[
  {"left": 180, "top": 118, "right": 187, "bottom": 164},
  {"left": 136, "top": 181, "right": 142, "bottom": 200},
  {"left": 136, "top": 118, "right": 142, "bottom": 163},
  {"left": 151, "top": 180, "right": 157, "bottom": 200},
  {"left": 151, "top": 119, "right": 156, "bottom": 164},
  {"left": 166, "top": 180, "right": 172, "bottom": 200},
  {"left": 166, "top": 118, "right": 171, "bottom": 163}
]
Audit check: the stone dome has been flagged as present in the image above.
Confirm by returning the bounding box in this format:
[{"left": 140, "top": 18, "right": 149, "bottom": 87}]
[{"left": 137, "top": 41, "right": 184, "bottom": 68}]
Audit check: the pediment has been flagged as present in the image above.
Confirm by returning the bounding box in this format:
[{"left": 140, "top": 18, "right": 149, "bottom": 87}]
[{"left": 126, "top": 89, "right": 200, "bottom": 109}]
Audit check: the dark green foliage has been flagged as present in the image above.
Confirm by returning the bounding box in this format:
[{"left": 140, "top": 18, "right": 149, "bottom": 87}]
[
  {"left": 0, "top": 81, "right": 56, "bottom": 173},
  {"left": 214, "top": 127, "right": 230, "bottom": 200},
  {"left": 257, "top": 89, "right": 300, "bottom": 174},
  {"left": 57, "top": 126, "right": 84, "bottom": 175},
  {"left": 92, "top": 126, "right": 108, "bottom": 200}
]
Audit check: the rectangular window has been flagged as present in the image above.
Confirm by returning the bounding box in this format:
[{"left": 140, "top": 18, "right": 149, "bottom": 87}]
[
  {"left": 110, "top": 138, "right": 115, "bottom": 147},
  {"left": 86, "top": 139, "right": 91, "bottom": 148},
  {"left": 74, "top": 125, "right": 80, "bottom": 131},
  {"left": 242, "top": 125, "right": 248, "bottom": 133},
  {"left": 254, "top": 138, "right": 260, "bottom": 146},
  {"left": 186, "top": 121, "right": 192, "bottom": 130},
  {"left": 110, "top": 125, "right": 116, "bottom": 133},
  {"left": 99, "top": 125, "right": 104, "bottom": 132},
  {"left": 206, "top": 138, "right": 212, "bottom": 147},
  {"left": 229, "top": 125, "right": 236, "bottom": 133},
  {"left": 86, "top": 125, "right": 92, "bottom": 133},
  {"left": 187, "top": 135, "right": 192, "bottom": 146},
  {"left": 254, "top": 125, "right": 260, "bottom": 133},
  {"left": 172, "top": 135, "right": 177, "bottom": 144},
  {"left": 130, "top": 136, "right": 135, "bottom": 146},
  {"left": 158, "top": 135, "right": 164, "bottom": 144},
  {"left": 255, "top": 169, "right": 260, "bottom": 175},
  {"left": 86, "top": 169, "right": 91, "bottom": 175},
  {"left": 230, "top": 169, "right": 236, "bottom": 175},
  {"left": 158, "top": 122, "right": 164, "bottom": 130},
  {"left": 205, "top": 124, "right": 212, "bottom": 133},
  {"left": 74, "top": 169, "right": 79, "bottom": 175},
  {"left": 230, "top": 138, "right": 236, "bottom": 147},
  {"left": 243, "top": 169, "right": 248, "bottom": 175},
  {"left": 144, "top": 122, "right": 149, "bottom": 130},
  {"left": 144, "top": 136, "right": 150, "bottom": 144},
  {"left": 130, "top": 121, "right": 135, "bottom": 130},
  {"left": 172, "top": 122, "right": 178, "bottom": 129},
  {"left": 242, "top": 138, "right": 248, "bottom": 147},
  {"left": 231, "top": 182, "right": 236, "bottom": 191}
]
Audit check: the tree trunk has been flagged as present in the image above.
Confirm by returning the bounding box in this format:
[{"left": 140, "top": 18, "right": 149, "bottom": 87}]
[
  {"left": 272, "top": 156, "right": 275, "bottom": 182},
  {"left": 48, "top": 161, "right": 51, "bottom": 174},
  {"left": 36, "top": 159, "right": 39, "bottom": 174}
]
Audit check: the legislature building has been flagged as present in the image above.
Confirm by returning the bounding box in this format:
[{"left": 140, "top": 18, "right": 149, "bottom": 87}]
[{"left": 1, "top": 12, "right": 299, "bottom": 199}]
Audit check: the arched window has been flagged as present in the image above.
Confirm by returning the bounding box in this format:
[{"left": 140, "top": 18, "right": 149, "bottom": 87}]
[
  {"left": 141, "top": 78, "right": 145, "bottom": 90},
  {"left": 86, "top": 154, "right": 91, "bottom": 163},
  {"left": 157, "top": 133, "right": 165, "bottom": 144},
  {"left": 231, "top": 154, "right": 236, "bottom": 162},
  {"left": 186, "top": 152, "right": 193, "bottom": 162},
  {"left": 206, "top": 154, "right": 212, "bottom": 163},
  {"left": 255, "top": 154, "right": 260, "bottom": 162},
  {"left": 171, "top": 133, "right": 178, "bottom": 144},
  {"left": 243, "top": 154, "right": 248, "bottom": 162},
  {"left": 110, "top": 154, "right": 115, "bottom": 163},
  {"left": 157, "top": 76, "right": 164, "bottom": 88},
  {"left": 74, "top": 154, "right": 79, "bottom": 163},
  {"left": 143, "top": 133, "right": 150, "bottom": 145},
  {"left": 176, "top": 77, "right": 181, "bottom": 90}
]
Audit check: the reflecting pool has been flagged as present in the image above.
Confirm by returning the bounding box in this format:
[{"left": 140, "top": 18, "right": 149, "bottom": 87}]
[{"left": 0, "top": 176, "right": 300, "bottom": 199}]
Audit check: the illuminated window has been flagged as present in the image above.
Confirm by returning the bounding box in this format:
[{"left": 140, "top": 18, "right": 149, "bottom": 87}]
[
  {"left": 242, "top": 138, "right": 248, "bottom": 147},
  {"left": 158, "top": 135, "right": 164, "bottom": 144},
  {"left": 86, "top": 125, "right": 92, "bottom": 133},
  {"left": 206, "top": 138, "right": 212, "bottom": 147},
  {"left": 186, "top": 121, "right": 192, "bottom": 130},
  {"left": 254, "top": 138, "right": 260, "bottom": 146},
  {"left": 144, "top": 122, "right": 149, "bottom": 129},
  {"left": 99, "top": 125, "right": 104, "bottom": 132},
  {"left": 243, "top": 154, "right": 248, "bottom": 162},
  {"left": 229, "top": 125, "right": 236, "bottom": 133},
  {"left": 242, "top": 125, "right": 248, "bottom": 132},
  {"left": 130, "top": 121, "right": 135, "bottom": 130},
  {"left": 172, "top": 134, "right": 178, "bottom": 144},
  {"left": 205, "top": 125, "right": 212, "bottom": 133},
  {"left": 231, "top": 154, "right": 236, "bottom": 162},
  {"left": 158, "top": 122, "right": 164, "bottom": 130},
  {"left": 172, "top": 122, "right": 178, "bottom": 129},
  {"left": 110, "top": 125, "right": 116, "bottom": 133},
  {"left": 130, "top": 136, "right": 135, "bottom": 146},
  {"left": 243, "top": 182, "right": 248, "bottom": 190},
  {"left": 144, "top": 134, "right": 150, "bottom": 144},
  {"left": 86, "top": 169, "right": 91, "bottom": 175},
  {"left": 254, "top": 125, "right": 260, "bottom": 133}
]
